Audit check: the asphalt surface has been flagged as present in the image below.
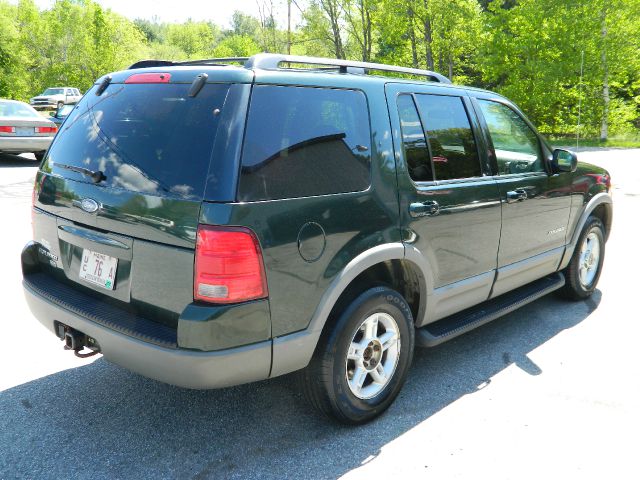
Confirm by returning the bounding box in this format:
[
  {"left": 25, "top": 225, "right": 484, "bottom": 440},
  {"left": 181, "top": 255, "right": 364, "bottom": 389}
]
[{"left": 1, "top": 149, "right": 639, "bottom": 479}]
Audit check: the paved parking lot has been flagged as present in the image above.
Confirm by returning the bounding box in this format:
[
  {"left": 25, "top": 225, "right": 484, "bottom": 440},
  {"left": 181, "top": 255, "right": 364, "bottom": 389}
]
[{"left": 1, "top": 149, "right": 639, "bottom": 479}]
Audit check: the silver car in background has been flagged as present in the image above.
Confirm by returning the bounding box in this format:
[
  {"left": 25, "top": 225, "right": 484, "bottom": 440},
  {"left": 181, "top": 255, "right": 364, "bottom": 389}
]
[{"left": 0, "top": 99, "right": 57, "bottom": 161}]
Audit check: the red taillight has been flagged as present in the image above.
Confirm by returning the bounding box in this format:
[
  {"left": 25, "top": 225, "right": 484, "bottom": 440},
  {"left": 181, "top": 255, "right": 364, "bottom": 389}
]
[
  {"left": 194, "top": 225, "right": 268, "bottom": 304},
  {"left": 35, "top": 126, "right": 57, "bottom": 134},
  {"left": 125, "top": 72, "right": 171, "bottom": 84},
  {"left": 0, "top": 126, "right": 15, "bottom": 133}
]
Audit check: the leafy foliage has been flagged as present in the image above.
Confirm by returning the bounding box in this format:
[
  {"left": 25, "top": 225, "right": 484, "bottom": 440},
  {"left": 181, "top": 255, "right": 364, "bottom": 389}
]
[{"left": 0, "top": 0, "right": 638, "bottom": 138}]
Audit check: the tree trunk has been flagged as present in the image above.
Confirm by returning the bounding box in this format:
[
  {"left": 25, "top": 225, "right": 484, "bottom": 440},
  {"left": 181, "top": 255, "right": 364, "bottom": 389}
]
[
  {"left": 319, "top": 0, "right": 345, "bottom": 59},
  {"left": 422, "top": 0, "right": 434, "bottom": 70},
  {"left": 408, "top": 5, "right": 418, "bottom": 68},
  {"left": 448, "top": 54, "right": 453, "bottom": 80},
  {"left": 364, "top": 2, "right": 372, "bottom": 62},
  {"left": 358, "top": 0, "right": 372, "bottom": 62},
  {"left": 599, "top": 7, "right": 609, "bottom": 141},
  {"left": 287, "top": 0, "right": 291, "bottom": 55}
]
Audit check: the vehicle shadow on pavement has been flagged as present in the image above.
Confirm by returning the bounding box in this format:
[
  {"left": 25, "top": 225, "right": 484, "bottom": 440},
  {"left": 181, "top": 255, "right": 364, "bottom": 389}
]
[
  {"left": 0, "top": 153, "right": 39, "bottom": 166},
  {"left": 0, "top": 291, "right": 600, "bottom": 479}
]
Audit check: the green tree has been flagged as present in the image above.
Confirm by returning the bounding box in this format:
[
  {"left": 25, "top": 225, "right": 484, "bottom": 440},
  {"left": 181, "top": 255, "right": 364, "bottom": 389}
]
[
  {"left": 481, "top": 0, "right": 640, "bottom": 137},
  {"left": 212, "top": 35, "right": 261, "bottom": 57},
  {"left": 165, "top": 21, "right": 219, "bottom": 58}
]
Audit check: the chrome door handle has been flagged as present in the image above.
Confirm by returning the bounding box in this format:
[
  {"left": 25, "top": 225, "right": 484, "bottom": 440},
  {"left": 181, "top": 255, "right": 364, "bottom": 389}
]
[
  {"left": 409, "top": 200, "right": 440, "bottom": 217},
  {"left": 506, "top": 189, "right": 528, "bottom": 203}
]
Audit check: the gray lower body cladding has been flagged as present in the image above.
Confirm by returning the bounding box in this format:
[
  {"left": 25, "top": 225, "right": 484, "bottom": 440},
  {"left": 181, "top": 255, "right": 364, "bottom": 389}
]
[{"left": 23, "top": 280, "right": 273, "bottom": 389}]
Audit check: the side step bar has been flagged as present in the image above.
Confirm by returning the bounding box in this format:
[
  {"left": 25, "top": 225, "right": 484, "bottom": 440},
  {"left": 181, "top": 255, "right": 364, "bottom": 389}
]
[{"left": 416, "top": 273, "right": 565, "bottom": 347}]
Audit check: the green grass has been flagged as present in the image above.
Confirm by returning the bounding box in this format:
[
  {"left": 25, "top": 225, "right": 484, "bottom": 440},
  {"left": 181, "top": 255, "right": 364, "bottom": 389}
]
[{"left": 549, "top": 136, "right": 640, "bottom": 149}]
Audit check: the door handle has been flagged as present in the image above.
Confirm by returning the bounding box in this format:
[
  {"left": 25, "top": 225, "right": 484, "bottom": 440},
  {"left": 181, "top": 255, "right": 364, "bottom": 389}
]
[
  {"left": 409, "top": 200, "right": 440, "bottom": 217},
  {"left": 506, "top": 189, "right": 528, "bottom": 203}
]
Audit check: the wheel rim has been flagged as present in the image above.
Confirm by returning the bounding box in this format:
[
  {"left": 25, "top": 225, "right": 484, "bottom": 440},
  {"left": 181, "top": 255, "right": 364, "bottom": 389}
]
[
  {"left": 345, "top": 312, "right": 401, "bottom": 400},
  {"left": 578, "top": 232, "right": 601, "bottom": 288}
]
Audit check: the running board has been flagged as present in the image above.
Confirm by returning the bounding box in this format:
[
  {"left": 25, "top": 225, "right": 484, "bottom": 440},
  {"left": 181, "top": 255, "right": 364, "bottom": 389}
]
[{"left": 416, "top": 273, "right": 565, "bottom": 347}]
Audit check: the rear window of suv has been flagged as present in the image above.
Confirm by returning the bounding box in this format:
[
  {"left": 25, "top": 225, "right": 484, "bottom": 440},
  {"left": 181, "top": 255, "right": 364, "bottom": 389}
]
[
  {"left": 238, "top": 85, "right": 371, "bottom": 201},
  {"left": 43, "top": 82, "right": 230, "bottom": 199}
]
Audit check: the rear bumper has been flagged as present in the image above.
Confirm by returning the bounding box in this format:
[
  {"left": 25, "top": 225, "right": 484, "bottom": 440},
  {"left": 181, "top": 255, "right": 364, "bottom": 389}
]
[
  {"left": 23, "top": 279, "right": 272, "bottom": 389},
  {"left": 0, "top": 136, "right": 53, "bottom": 153}
]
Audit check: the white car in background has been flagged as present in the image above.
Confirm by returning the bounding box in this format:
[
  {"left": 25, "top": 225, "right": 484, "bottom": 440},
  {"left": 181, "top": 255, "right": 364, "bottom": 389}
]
[
  {"left": 0, "top": 99, "right": 58, "bottom": 161},
  {"left": 29, "top": 87, "right": 81, "bottom": 110}
]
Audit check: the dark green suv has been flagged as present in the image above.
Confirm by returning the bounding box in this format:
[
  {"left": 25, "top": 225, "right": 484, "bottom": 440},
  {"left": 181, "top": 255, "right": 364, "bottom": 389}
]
[{"left": 22, "top": 54, "right": 612, "bottom": 424}]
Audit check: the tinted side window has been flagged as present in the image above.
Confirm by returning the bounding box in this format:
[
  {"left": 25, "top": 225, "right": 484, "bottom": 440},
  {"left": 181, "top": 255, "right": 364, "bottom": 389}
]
[
  {"left": 414, "top": 94, "right": 481, "bottom": 181},
  {"left": 477, "top": 99, "right": 544, "bottom": 174},
  {"left": 239, "top": 85, "right": 371, "bottom": 201},
  {"left": 397, "top": 94, "right": 433, "bottom": 182}
]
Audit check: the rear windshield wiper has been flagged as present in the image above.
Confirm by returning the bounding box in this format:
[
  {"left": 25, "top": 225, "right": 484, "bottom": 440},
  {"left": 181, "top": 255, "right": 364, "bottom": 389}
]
[{"left": 55, "top": 162, "right": 106, "bottom": 184}]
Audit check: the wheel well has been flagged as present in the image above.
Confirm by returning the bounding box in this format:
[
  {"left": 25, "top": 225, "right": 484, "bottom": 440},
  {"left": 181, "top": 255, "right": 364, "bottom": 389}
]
[
  {"left": 591, "top": 203, "right": 612, "bottom": 241},
  {"left": 327, "top": 260, "right": 423, "bottom": 329}
]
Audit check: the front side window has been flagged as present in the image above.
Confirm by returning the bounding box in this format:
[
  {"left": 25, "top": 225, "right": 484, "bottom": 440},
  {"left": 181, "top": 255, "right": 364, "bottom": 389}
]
[
  {"left": 397, "top": 94, "right": 433, "bottom": 182},
  {"left": 239, "top": 85, "right": 371, "bottom": 201},
  {"left": 414, "top": 94, "right": 482, "bottom": 181},
  {"left": 477, "top": 99, "right": 544, "bottom": 174}
]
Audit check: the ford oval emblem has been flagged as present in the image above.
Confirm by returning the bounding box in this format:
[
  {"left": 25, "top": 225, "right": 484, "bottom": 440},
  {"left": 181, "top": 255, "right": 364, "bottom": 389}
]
[{"left": 80, "top": 198, "right": 100, "bottom": 214}]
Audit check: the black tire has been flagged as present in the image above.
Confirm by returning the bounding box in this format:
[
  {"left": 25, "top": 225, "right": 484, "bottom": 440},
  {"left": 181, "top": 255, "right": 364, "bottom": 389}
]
[
  {"left": 560, "top": 216, "right": 605, "bottom": 300},
  {"left": 34, "top": 152, "right": 45, "bottom": 162},
  {"left": 57, "top": 101, "right": 64, "bottom": 110},
  {"left": 300, "top": 287, "right": 415, "bottom": 424}
]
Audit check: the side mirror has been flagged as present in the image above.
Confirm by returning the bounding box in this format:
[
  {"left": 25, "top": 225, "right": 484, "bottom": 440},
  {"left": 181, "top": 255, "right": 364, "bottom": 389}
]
[{"left": 551, "top": 148, "right": 578, "bottom": 173}]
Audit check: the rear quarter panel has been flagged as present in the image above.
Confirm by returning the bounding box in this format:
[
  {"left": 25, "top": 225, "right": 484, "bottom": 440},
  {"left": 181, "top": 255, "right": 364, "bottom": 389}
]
[{"left": 201, "top": 76, "right": 400, "bottom": 337}]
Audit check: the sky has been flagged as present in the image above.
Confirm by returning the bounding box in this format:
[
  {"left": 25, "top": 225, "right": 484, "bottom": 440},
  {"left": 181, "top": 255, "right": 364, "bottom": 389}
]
[{"left": 15, "top": 0, "right": 304, "bottom": 28}]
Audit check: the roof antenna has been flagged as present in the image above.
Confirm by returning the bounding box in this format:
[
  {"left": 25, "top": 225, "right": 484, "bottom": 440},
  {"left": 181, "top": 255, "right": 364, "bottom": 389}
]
[{"left": 576, "top": 50, "right": 585, "bottom": 150}]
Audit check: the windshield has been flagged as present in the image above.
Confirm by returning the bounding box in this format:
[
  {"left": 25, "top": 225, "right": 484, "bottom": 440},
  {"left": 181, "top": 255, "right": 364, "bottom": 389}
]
[
  {"left": 42, "top": 88, "right": 64, "bottom": 96},
  {"left": 42, "top": 82, "right": 230, "bottom": 200},
  {"left": 0, "top": 101, "right": 40, "bottom": 118}
]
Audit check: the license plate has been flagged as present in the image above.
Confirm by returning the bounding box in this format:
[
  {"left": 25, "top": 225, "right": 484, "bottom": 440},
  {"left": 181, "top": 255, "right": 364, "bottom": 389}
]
[
  {"left": 15, "top": 127, "right": 34, "bottom": 136},
  {"left": 79, "top": 249, "right": 118, "bottom": 290}
]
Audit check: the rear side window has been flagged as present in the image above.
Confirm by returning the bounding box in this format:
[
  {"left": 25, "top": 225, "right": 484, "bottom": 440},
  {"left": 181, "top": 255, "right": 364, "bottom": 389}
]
[
  {"left": 43, "top": 83, "right": 230, "bottom": 199},
  {"left": 414, "top": 94, "right": 481, "bottom": 181},
  {"left": 238, "top": 85, "right": 371, "bottom": 201},
  {"left": 397, "top": 94, "right": 433, "bottom": 182}
]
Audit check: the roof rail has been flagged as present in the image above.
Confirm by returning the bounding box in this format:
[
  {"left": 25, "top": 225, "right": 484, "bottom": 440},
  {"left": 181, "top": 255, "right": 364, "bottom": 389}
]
[
  {"left": 175, "top": 57, "right": 249, "bottom": 66},
  {"left": 128, "top": 54, "right": 451, "bottom": 84},
  {"left": 246, "top": 53, "right": 452, "bottom": 84}
]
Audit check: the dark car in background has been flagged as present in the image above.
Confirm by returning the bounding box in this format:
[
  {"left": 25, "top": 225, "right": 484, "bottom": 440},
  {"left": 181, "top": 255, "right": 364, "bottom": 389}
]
[
  {"left": 49, "top": 103, "right": 76, "bottom": 126},
  {"left": 22, "top": 54, "right": 612, "bottom": 424}
]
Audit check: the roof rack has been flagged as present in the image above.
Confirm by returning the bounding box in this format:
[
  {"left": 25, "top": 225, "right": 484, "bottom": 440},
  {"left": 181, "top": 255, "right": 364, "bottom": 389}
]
[
  {"left": 247, "top": 54, "right": 451, "bottom": 83},
  {"left": 128, "top": 54, "right": 452, "bottom": 84}
]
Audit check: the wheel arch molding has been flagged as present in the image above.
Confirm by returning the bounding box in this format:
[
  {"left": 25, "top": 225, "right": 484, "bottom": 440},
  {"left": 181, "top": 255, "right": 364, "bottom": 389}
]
[{"left": 270, "top": 242, "right": 434, "bottom": 378}]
